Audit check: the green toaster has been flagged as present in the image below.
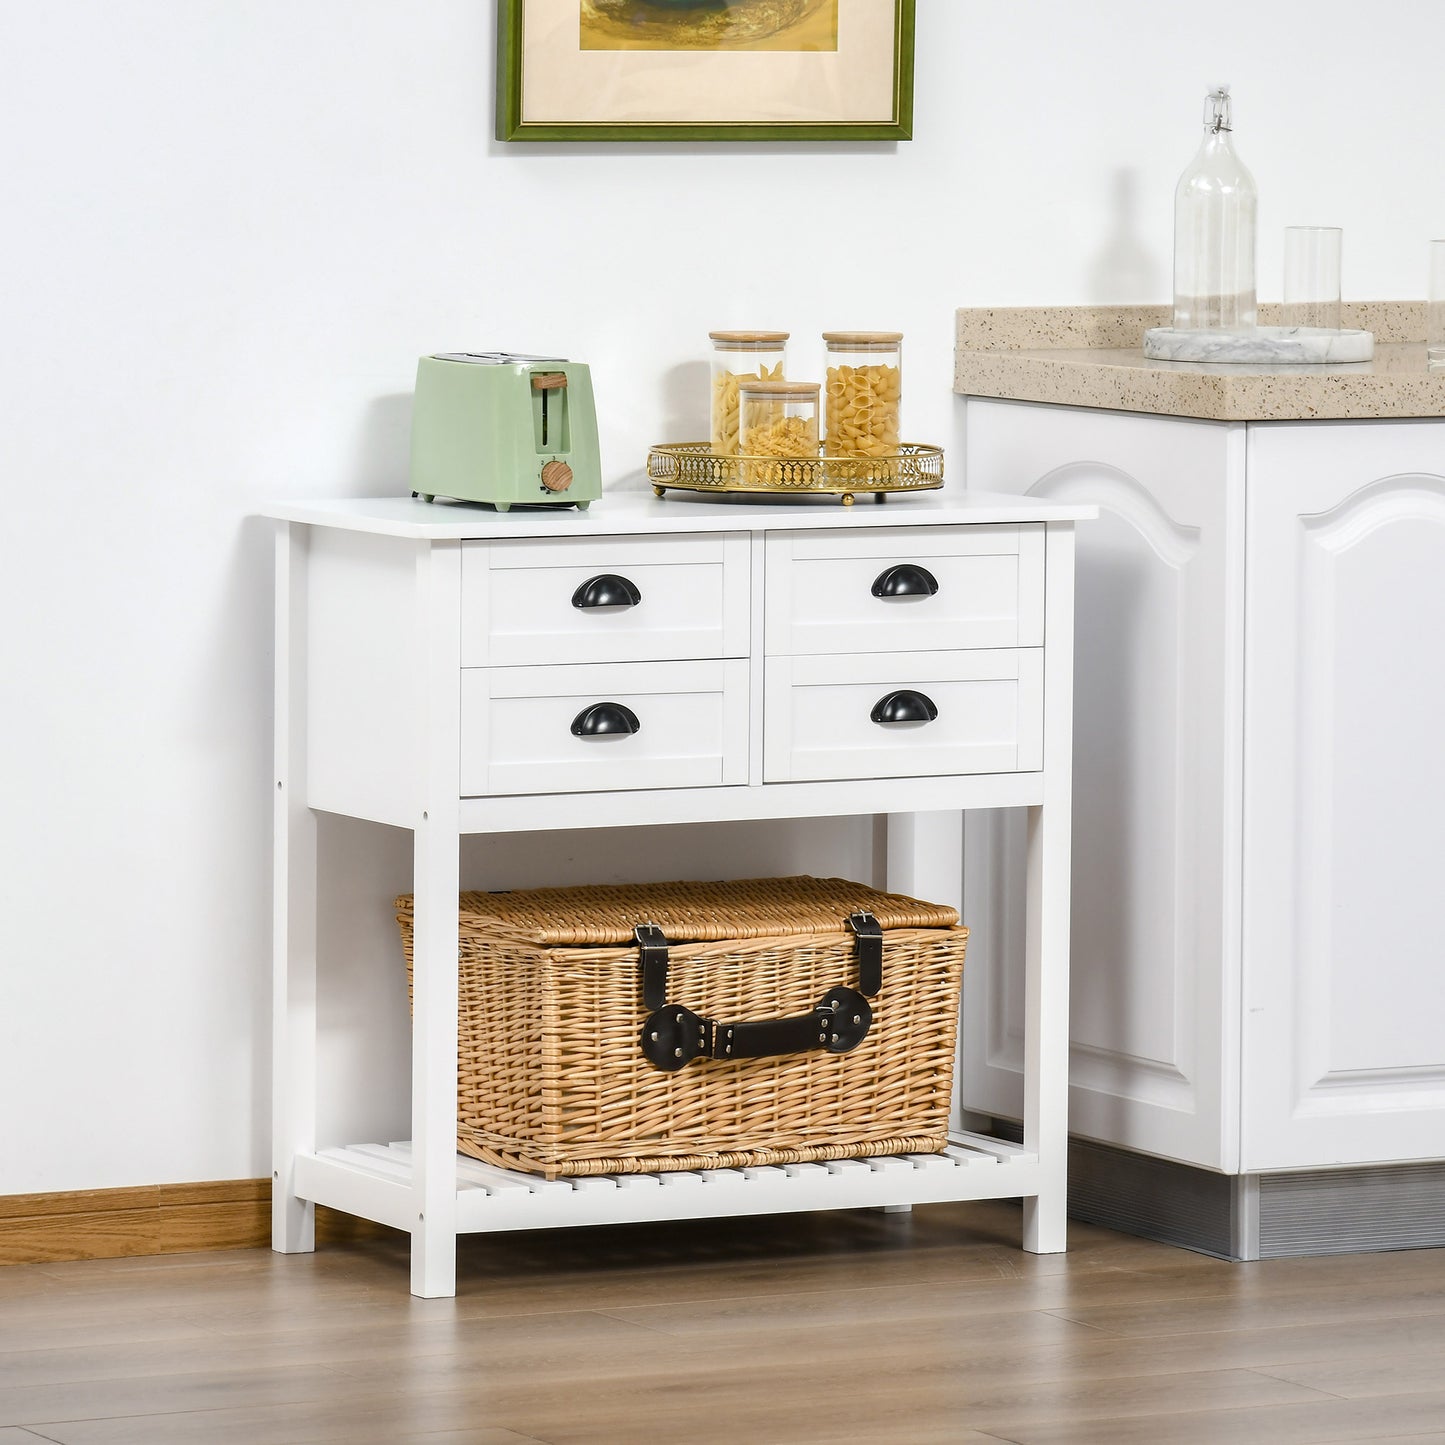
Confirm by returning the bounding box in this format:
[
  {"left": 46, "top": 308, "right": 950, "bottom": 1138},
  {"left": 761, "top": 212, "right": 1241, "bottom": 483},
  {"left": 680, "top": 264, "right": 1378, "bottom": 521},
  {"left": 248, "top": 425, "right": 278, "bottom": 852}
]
[{"left": 409, "top": 352, "right": 602, "bottom": 511}]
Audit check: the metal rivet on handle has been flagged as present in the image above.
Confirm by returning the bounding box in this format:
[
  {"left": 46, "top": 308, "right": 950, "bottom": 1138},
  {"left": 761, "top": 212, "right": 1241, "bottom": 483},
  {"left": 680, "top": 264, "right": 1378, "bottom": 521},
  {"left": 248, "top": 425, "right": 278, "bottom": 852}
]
[{"left": 674, "top": 1047, "right": 683, "bottom": 1058}]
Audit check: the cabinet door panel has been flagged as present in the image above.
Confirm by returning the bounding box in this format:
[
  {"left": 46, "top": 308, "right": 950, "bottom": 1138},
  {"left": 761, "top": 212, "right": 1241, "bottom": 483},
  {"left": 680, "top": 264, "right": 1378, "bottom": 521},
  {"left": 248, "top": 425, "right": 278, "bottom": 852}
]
[
  {"left": 1243, "top": 421, "right": 1445, "bottom": 1170},
  {"left": 962, "top": 400, "right": 1243, "bottom": 1171}
]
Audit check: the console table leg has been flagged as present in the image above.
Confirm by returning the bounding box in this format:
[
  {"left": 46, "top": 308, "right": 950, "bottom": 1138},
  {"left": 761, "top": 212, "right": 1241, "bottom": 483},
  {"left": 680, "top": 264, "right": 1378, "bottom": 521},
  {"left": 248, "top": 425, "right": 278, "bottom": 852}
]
[
  {"left": 1021, "top": 802, "right": 1070, "bottom": 1253},
  {"left": 272, "top": 523, "right": 316, "bottom": 1255},
  {"left": 410, "top": 540, "right": 462, "bottom": 1298},
  {"left": 1022, "top": 522, "right": 1076, "bottom": 1254},
  {"left": 410, "top": 815, "right": 459, "bottom": 1299}
]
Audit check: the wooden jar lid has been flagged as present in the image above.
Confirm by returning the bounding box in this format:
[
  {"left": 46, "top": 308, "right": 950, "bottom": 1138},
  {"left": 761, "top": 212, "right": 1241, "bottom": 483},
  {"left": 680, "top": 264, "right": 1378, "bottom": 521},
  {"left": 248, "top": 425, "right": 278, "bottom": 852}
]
[
  {"left": 709, "top": 330, "right": 790, "bottom": 346},
  {"left": 737, "top": 380, "right": 820, "bottom": 397},
  {"left": 822, "top": 331, "right": 904, "bottom": 346}
]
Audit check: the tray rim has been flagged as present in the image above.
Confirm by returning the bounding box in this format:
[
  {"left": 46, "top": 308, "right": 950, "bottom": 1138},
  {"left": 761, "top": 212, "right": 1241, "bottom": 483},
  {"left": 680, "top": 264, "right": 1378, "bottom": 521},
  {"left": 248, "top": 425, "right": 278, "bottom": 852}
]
[{"left": 648, "top": 440, "right": 945, "bottom": 503}]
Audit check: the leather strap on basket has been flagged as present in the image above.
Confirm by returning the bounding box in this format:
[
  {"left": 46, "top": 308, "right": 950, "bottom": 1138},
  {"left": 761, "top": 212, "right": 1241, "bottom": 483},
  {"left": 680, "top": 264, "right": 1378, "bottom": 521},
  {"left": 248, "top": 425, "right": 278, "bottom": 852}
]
[
  {"left": 635, "top": 923, "right": 669, "bottom": 1011},
  {"left": 637, "top": 910, "right": 886, "bottom": 1071},
  {"left": 846, "top": 911, "right": 883, "bottom": 998}
]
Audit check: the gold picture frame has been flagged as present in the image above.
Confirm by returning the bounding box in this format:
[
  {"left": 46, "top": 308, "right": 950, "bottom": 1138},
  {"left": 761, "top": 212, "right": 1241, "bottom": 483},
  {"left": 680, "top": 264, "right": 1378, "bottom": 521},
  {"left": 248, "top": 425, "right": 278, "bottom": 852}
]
[{"left": 497, "top": 0, "right": 915, "bottom": 142}]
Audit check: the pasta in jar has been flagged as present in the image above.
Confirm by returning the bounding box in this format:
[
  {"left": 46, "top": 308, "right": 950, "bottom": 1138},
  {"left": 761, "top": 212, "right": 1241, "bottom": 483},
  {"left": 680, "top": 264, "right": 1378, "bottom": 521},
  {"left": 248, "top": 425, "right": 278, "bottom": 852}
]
[
  {"left": 708, "top": 331, "right": 788, "bottom": 455},
  {"left": 738, "top": 380, "right": 820, "bottom": 487},
  {"left": 822, "top": 331, "right": 903, "bottom": 459}
]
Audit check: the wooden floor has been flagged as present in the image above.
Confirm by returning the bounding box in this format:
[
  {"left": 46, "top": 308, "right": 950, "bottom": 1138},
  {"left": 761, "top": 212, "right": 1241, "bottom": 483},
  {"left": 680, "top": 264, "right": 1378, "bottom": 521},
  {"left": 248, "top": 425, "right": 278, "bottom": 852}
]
[{"left": 2, "top": 1202, "right": 1445, "bottom": 1444}]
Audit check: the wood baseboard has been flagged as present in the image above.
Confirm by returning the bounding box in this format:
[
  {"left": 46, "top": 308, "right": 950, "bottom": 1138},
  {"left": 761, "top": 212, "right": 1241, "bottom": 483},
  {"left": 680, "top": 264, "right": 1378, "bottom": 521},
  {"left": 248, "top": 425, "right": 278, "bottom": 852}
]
[{"left": 0, "top": 1180, "right": 397, "bottom": 1266}]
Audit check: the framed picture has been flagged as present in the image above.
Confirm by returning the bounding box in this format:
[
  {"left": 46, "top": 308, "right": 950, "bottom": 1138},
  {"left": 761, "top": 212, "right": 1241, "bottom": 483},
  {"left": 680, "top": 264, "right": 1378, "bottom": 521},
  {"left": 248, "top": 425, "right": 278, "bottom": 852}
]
[{"left": 497, "top": 0, "right": 915, "bottom": 142}]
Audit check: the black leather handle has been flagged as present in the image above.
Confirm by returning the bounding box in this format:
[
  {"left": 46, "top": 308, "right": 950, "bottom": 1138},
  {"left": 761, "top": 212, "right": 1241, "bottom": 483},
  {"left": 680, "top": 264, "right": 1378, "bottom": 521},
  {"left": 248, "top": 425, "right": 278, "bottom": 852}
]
[
  {"left": 871, "top": 563, "right": 939, "bottom": 598},
  {"left": 636, "top": 913, "right": 883, "bottom": 1071},
  {"left": 721, "top": 989, "right": 874, "bottom": 1059},
  {"left": 572, "top": 574, "right": 642, "bottom": 609},
  {"left": 641, "top": 990, "right": 873, "bottom": 1072},
  {"left": 570, "top": 702, "right": 640, "bottom": 737},
  {"left": 871, "top": 690, "right": 939, "bottom": 725}
]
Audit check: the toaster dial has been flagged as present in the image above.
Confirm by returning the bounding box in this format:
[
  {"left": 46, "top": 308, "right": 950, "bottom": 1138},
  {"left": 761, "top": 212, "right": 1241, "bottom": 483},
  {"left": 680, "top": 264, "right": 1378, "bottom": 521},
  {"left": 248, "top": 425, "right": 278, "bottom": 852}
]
[{"left": 540, "top": 460, "right": 574, "bottom": 493}]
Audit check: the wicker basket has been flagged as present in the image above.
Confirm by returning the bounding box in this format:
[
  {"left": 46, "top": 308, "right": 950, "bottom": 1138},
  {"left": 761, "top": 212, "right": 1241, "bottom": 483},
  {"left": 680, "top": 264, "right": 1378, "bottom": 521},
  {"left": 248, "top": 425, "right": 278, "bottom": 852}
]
[{"left": 395, "top": 875, "right": 967, "bottom": 1179}]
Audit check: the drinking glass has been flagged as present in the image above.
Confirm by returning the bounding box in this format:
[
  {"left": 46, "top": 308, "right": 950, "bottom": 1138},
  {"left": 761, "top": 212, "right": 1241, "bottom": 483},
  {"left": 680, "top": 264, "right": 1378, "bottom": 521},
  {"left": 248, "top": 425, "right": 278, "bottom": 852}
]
[
  {"left": 1429, "top": 240, "right": 1445, "bottom": 367},
  {"left": 1282, "top": 227, "right": 1343, "bottom": 330}
]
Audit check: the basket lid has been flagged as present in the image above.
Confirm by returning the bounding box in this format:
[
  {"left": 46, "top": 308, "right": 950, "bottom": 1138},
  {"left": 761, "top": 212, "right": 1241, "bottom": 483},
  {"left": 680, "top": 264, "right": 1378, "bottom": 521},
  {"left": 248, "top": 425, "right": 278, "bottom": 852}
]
[{"left": 398, "top": 876, "right": 957, "bottom": 946}]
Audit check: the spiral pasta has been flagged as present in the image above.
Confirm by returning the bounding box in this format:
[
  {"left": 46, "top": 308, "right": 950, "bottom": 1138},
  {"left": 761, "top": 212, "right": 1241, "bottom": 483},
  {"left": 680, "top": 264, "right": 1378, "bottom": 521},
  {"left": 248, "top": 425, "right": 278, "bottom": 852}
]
[
  {"left": 745, "top": 414, "right": 818, "bottom": 457},
  {"left": 739, "top": 397, "right": 818, "bottom": 486}
]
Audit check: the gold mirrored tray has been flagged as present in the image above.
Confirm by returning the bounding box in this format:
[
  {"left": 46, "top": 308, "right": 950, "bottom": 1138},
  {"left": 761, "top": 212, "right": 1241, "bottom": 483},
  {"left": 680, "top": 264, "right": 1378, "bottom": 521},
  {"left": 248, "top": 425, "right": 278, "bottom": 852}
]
[{"left": 648, "top": 442, "right": 944, "bottom": 506}]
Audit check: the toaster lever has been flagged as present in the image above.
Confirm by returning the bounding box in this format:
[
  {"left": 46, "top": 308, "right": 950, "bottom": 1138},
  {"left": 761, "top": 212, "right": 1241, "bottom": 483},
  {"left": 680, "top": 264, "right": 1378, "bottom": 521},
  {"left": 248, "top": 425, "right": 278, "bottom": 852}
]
[{"left": 531, "top": 373, "right": 568, "bottom": 390}]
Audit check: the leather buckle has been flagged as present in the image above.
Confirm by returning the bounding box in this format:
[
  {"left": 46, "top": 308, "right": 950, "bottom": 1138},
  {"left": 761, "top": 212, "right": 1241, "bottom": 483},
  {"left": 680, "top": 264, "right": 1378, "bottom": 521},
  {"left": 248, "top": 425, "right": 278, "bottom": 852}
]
[
  {"left": 635, "top": 922, "right": 670, "bottom": 1011},
  {"left": 846, "top": 911, "right": 883, "bottom": 997}
]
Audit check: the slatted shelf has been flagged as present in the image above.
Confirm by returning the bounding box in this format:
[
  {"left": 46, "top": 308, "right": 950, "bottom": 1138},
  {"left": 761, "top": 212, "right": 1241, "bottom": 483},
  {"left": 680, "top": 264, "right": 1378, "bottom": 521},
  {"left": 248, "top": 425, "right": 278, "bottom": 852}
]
[{"left": 296, "top": 1134, "right": 1040, "bottom": 1236}]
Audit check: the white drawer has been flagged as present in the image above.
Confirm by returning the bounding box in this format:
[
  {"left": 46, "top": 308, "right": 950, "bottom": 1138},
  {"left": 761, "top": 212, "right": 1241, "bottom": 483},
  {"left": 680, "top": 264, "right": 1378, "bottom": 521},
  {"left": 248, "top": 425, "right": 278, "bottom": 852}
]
[
  {"left": 461, "top": 660, "right": 749, "bottom": 797},
  {"left": 764, "top": 524, "right": 1044, "bottom": 656},
  {"left": 764, "top": 650, "right": 1042, "bottom": 783},
  {"left": 462, "top": 533, "right": 750, "bottom": 667}
]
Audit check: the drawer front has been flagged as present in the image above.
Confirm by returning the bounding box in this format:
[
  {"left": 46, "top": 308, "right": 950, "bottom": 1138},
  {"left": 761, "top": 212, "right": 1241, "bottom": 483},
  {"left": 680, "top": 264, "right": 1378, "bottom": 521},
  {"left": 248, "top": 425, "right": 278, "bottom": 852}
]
[
  {"left": 461, "top": 660, "right": 749, "bottom": 796},
  {"left": 764, "top": 650, "right": 1042, "bottom": 783},
  {"left": 765, "top": 524, "right": 1044, "bottom": 657},
  {"left": 462, "top": 533, "right": 750, "bottom": 667}
]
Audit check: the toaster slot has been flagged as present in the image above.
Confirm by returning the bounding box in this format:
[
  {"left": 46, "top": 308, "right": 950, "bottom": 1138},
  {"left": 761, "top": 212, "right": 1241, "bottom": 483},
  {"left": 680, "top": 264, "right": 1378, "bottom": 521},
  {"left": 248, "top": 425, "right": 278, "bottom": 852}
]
[{"left": 531, "top": 372, "right": 570, "bottom": 453}]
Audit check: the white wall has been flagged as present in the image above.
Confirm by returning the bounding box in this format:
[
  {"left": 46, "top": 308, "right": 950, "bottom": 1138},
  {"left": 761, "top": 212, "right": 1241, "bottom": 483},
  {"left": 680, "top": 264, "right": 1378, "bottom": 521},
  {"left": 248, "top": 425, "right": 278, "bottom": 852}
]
[{"left": 3, "top": 0, "right": 1441, "bottom": 1194}]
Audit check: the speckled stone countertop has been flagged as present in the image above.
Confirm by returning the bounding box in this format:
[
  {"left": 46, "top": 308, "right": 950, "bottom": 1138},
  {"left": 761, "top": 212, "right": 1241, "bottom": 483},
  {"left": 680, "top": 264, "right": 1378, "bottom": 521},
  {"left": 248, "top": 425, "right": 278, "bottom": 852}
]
[{"left": 955, "top": 303, "right": 1445, "bottom": 421}]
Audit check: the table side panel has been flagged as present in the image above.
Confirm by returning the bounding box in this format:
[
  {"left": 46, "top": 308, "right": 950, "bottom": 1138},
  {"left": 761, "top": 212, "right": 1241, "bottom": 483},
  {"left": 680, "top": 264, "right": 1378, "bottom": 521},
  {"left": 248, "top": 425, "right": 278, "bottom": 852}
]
[{"left": 305, "top": 528, "right": 428, "bottom": 827}]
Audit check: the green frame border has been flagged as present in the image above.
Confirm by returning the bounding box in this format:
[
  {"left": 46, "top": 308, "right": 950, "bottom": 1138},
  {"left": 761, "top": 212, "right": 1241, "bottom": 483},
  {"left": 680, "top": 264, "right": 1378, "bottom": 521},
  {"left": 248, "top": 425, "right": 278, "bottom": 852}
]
[{"left": 497, "top": 0, "right": 915, "bottom": 143}]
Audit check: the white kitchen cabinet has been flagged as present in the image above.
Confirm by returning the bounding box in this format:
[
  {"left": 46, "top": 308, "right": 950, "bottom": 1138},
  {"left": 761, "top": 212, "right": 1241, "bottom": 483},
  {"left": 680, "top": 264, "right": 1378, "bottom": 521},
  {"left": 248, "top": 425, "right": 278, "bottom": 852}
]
[
  {"left": 1242, "top": 421, "right": 1445, "bottom": 1171},
  {"left": 264, "top": 491, "right": 1089, "bottom": 1297},
  {"left": 962, "top": 400, "right": 1445, "bottom": 1177}
]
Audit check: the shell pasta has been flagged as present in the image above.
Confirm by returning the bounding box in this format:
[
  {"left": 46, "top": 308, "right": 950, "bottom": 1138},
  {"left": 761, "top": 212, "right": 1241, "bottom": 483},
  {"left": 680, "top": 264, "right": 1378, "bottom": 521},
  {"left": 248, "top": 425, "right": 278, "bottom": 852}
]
[{"left": 824, "top": 363, "right": 901, "bottom": 458}]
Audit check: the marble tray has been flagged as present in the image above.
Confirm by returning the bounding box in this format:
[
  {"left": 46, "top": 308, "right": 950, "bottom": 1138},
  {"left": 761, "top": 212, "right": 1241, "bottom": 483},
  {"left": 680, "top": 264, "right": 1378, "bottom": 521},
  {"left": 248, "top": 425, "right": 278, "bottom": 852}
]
[{"left": 1143, "top": 326, "right": 1376, "bottom": 364}]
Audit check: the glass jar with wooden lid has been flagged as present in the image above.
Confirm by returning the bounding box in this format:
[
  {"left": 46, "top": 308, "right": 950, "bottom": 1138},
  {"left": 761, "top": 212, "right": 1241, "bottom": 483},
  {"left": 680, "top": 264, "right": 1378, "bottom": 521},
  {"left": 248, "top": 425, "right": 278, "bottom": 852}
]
[
  {"left": 709, "top": 330, "right": 788, "bottom": 455},
  {"left": 822, "top": 331, "right": 903, "bottom": 458},
  {"left": 738, "top": 379, "right": 820, "bottom": 487}
]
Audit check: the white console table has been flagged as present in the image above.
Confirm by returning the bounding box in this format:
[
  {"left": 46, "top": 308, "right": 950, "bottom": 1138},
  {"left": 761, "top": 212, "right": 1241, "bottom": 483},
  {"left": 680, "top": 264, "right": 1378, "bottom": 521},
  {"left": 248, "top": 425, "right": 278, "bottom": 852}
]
[{"left": 264, "top": 491, "right": 1091, "bottom": 1297}]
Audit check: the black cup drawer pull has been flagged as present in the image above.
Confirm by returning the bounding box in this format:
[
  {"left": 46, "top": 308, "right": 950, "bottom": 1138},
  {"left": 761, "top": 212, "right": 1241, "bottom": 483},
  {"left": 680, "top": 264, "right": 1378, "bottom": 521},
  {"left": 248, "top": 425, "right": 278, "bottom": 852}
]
[
  {"left": 570, "top": 702, "right": 641, "bottom": 737},
  {"left": 871, "top": 563, "right": 938, "bottom": 599},
  {"left": 871, "top": 690, "right": 939, "bottom": 725},
  {"left": 572, "top": 574, "right": 641, "bottom": 610}
]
